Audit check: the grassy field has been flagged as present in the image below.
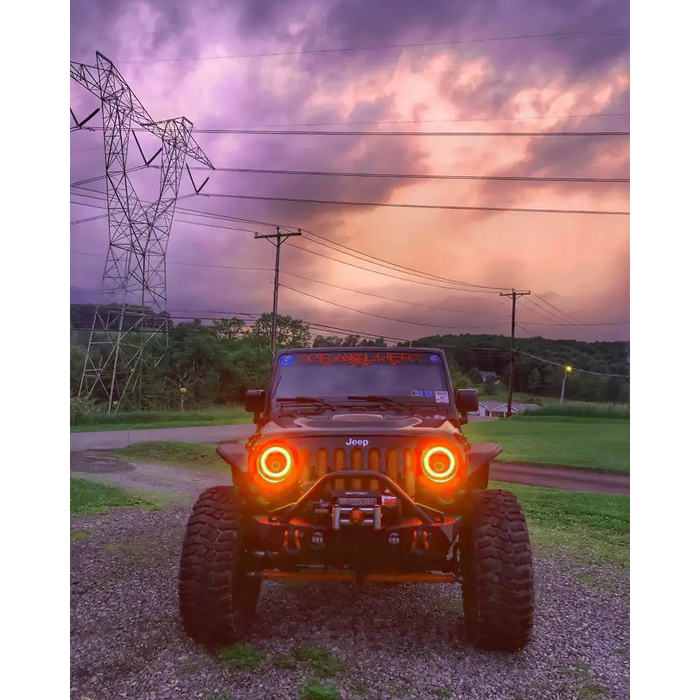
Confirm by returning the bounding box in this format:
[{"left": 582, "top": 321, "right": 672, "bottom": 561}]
[
  {"left": 71, "top": 406, "right": 250, "bottom": 432},
  {"left": 492, "top": 480, "right": 630, "bottom": 567},
  {"left": 466, "top": 415, "right": 629, "bottom": 473},
  {"left": 70, "top": 477, "right": 159, "bottom": 515}
]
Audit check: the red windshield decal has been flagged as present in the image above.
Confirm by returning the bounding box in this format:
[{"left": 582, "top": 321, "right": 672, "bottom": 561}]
[{"left": 302, "top": 352, "right": 424, "bottom": 367}]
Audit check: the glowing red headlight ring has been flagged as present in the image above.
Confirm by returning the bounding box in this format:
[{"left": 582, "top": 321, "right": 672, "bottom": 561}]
[
  {"left": 258, "top": 446, "right": 294, "bottom": 483},
  {"left": 422, "top": 446, "right": 457, "bottom": 483}
]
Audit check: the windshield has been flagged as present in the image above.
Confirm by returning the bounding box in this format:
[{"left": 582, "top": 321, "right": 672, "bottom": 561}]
[{"left": 270, "top": 350, "right": 452, "bottom": 408}]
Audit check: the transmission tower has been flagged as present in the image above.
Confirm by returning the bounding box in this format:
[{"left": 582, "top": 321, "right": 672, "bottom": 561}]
[{"left": 70, "top": 51, "right": 214, "bottom": 412}]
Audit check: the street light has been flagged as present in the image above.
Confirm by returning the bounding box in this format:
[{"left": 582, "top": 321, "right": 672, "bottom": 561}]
[{"left": 560, "top": 366, "right": 573, "bottom": 405}]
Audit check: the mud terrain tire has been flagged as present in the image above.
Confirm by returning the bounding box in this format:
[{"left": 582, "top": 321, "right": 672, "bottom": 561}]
[
  {"left": 461, "top": 489, "right": 534, "bottom": 651},
  {"left": 178, "top": 486, "right": 261, "bottom": 645}
]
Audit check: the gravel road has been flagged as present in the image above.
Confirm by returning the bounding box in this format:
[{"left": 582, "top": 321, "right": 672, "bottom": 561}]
[{"left": 71, "top": 455, "right": 630, "bottom": 700}]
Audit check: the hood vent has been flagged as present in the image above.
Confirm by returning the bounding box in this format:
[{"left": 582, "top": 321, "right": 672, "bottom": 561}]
[{"left": 331, "top": 413, "right": 384, "bottom": 422}]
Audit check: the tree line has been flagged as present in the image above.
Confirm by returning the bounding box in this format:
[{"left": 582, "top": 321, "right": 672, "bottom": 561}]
[{"left": 70, "top": 304, "right": 629, "bottom": 409}]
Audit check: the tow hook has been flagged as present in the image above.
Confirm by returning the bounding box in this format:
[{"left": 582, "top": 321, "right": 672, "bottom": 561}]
[
  {"left": 411, "top": 528, "right": 430, "bottom": 554},
  {"left": 283, "top": 527, "right": 301, "bottom": 555}
]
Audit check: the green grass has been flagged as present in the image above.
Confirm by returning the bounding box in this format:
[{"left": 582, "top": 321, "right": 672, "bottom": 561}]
[
  {"left": 271, "top": 653, "right": 298, "bottom": 670},
  {"left": 523, "top": 402, "right": 629, "bottom": 419},
  {"left": 295, "top": 646, "right": 344, "bottom": 678},
  {"left": 114, "top": 441, "right": 228, "bottom": 470},
  {"left": 465, "top": 415, "right": 629, "bottom": 473},
  {"left": 492, "top": 480, "right": 630, "bottom": 566},
  {"left": 216, "top": 644, "right": 265, "bottom": 670},
  {"left": 299, "top": 679, "right": 341, "bottom": 700},
  {"left": 70, "top": 477, "right": 159, "bottom": 515},
  {"left": 71, "top": 406, "right": 250, "bottom": 432}
]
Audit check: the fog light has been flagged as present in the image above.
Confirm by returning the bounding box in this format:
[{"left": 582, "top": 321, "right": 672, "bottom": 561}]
[{"left": 349, "top": 508, "right": 365, "bottom": 524}]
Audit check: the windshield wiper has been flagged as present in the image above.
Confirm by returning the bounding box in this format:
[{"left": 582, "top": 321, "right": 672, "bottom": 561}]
[
  {"left": 346, "top": 395, "right": 416, "bottom": 411},
  {"left": 277, "top": 396, "right": 336, "bottom": 411}
]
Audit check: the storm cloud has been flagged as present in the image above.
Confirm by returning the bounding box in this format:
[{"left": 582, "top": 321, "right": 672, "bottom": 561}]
[{"left": 70, "top": 0, "right": 629, "bottom": 342}]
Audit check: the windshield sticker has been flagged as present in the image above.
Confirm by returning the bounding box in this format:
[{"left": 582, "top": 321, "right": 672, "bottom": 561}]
[
  {"left": 411, "top": 389, "right": 432, "bottom": 397},
  {"left": 279, "top": 355, "right": 294, "bottom": 366},
  {"left": 435, "top": 391, "right": 449, "bottom": 403},
  {"left": 302, "top": 352, "right": 424, "bottom": 367},
  {"left": 430, "top": 354, "right": 440, "bottom": 363}
]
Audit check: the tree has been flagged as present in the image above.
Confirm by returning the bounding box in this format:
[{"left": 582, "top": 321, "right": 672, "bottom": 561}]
[
  {"left": 467, "top": 367, "right": 483, "bottom": 385},
  {"left": 446, "top": 357, "right": 474, "bottom": 390},
  {"left": 604, "top": 375, "right": 622, "bottom": 402},
  {"left": 211, "top": 317, "right": 245, "bottom": 340},
  {"left": 483, "top": 375, "right": 497, "bottom": 396},
  {"left": 313, "top": 335, "right": 343, "bottom": 347},
  {"left": 526, "top": 368, "right": 542, "bottom": 392},
  {"left": 341, "top": 334, "right": 361, "bottom": 347},
  {"left": 252, "top": 313, "right": 311, "bottom": 350}
]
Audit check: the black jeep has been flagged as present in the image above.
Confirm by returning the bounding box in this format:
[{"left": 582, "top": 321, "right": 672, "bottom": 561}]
[{"left": 178, "top": 347, "right": 535, "bottom": 651}]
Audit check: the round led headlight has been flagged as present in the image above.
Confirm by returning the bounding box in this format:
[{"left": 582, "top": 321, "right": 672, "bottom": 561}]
[
  {"left": 422, "top": 446, "right": 457, "bottom": 483},
  {"left": 258, "top": 446, "right": 294, "bottom": 483}
]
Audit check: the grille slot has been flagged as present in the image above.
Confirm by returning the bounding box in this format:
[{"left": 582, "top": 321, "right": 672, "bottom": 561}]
[{"left": 310, "top": 444, "right": 416, "bottom": 496}]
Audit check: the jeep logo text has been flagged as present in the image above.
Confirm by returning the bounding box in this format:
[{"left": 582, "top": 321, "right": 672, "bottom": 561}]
[{"left": 345, "top": 438, "right": 369, "bottom": 447}]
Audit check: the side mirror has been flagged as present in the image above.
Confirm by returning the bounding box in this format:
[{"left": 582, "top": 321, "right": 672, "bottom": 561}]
[
  {"left": 455, "top": 389, "right": 479, "bottom": 414},
  {"left": 244, "top": 389, "right": 266, "bottom": 415}
]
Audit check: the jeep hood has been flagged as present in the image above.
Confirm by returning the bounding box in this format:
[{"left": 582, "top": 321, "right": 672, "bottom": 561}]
[{"left": 255, "top": 412, "right": 462, "bottom": 440}]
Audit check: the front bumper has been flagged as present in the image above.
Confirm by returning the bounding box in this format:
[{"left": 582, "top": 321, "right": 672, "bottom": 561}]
[{"left": 247, "top": 471, "right": 463, "bottom": 576}]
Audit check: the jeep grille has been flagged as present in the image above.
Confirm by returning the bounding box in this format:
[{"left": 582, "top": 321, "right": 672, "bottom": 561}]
[{"left": 298, "top": 445, "right": 417, "bottom": 497}]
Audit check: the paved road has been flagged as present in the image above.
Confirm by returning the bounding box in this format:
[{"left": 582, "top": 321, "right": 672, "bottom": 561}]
[{"left": 70, "top": 423, "right": 629, "bottom": 495}]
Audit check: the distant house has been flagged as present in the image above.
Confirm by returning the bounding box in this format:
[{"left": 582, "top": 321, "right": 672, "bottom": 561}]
[
  {"left": 480, "top": 371, "right": 499, "bottom": 384},
  {"left": 469, "top": 401, "right": 541, "bottom": 418}
]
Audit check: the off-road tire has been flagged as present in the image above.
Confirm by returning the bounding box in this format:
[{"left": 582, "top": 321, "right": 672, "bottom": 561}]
[
  {"left": 178, "top": 486, "right": 261, "bottom": 645},
  {"left": 461, "top": 489, "right": 534, "bottom": 651}
]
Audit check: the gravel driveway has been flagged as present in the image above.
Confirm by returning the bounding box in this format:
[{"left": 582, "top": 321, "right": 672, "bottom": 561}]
[{"left": 71, "top": 454, "right": 630, "bottom": 700}]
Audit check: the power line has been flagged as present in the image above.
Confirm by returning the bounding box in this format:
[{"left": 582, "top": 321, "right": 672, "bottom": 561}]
[
  {"left": 70, "top": 190, "right": 512, "bottom": 293},
  {"left": 200, "top": 192, "right": 630, "bottom": 216},
  {"left": 180, "top": 113, "right": 630, "bottom": 129},
  {"left": 70, "top": 213, "right": 108, "bottom": 226},
  {"left": 531, "top": 292, "right": 585, "bottom": 324},
  {"left": 285, "top": 241, "right": 502, "bottom": 294},
  {"left": 516, "top": 323, "right": 537, "bottom": 338},
  {"left": 190, "top": 128, "right": 630, "bottom": 137},
  {"left": 520, "top": 296, "right": 579, "bottom": 327},
  {"left": 83, "top": 125, "right": 629, "bottom": 137},
  {"left": 280, "top": 283, "right": 509, "bottom": 330},
  {"left": 517, "top": 350, "right": 629, "bottom": 378},
  {"left": 72, "top": 250, "right": 623, "bottom": 329},
  {"left": 70, "top": 165, "right": 147, "bottom": 188},
  {"left": 110, "top": 28, "right": 629, "bottom": 64},
  {"left": 186, "top": 165, "right": 629, "bottom": 184},
  {"left": 70, "top": 251, "right": 272, "bottom": 273},
  {"left": 281, "top": 271, "right": 505, "bottom": 316},
  {"left": 300, "top": 231, "right": 508, "bottom": 291},
  {"left": 70, "top": 190, "right": 626, "bottom": 313},
  {"left": 520, "top": 319, "right": 629, "bottom": 327}
]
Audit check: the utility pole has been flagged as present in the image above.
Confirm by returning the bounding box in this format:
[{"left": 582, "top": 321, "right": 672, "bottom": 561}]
[
  {"left": 255, "top": 227, "right": 302, "bottom": 361},
  {"left": 499, "top": 289, "right": 531, "bottom": 417}
]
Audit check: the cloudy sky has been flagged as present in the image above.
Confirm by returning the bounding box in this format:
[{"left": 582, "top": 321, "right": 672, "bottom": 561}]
[{"left": 69, "top": 0, "right": 630, "bottom": 343}]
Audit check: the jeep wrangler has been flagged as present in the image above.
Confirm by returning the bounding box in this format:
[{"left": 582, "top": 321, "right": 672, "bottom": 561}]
[{"left": 178, "top": 348, "right": 535, "bottom": 651}]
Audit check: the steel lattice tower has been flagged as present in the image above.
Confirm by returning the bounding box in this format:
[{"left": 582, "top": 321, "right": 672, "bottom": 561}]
[{"left": 71, "top": 51, "right": 214, "bottom": 411}]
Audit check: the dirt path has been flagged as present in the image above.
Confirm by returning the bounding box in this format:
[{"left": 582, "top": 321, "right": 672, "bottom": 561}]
[{"left": 70, "top": 452, "right": 228, "bottom": 502}]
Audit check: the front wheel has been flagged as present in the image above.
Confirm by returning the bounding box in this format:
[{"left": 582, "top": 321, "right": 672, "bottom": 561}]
[
  {"left": 178, "top": 486, "right": 261, "bottom": 645},
  {"left": 461, "top": 489, "right": 535, "bottom": 651}
]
